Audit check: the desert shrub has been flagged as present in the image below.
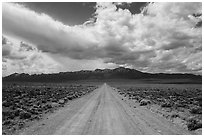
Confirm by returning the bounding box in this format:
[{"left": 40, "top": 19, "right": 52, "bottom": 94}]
[
  {"left": 58, "top": 99, "right": 65, "bottom": 104},
  {"left": 46, "top": 104, "right": 53, "bottom": 109},
  {"left": 3, "top": 120, "right": 12, "bottom": 125},
  {"left": 2, "top": 101, "right": 12, "bottom": 107},
  {"left": 19, "top": 111, "right": 31, "bottom": 119},
  {"left": 14, "top": 108, "right": 22, "bottom": 116},
  {"left": 190, "top": 107, "right": 202, "bottom": 114},
  {"left": 2, "top": 110, "right": 16, "bottom": 120},
  {"left": 3, "top": 83, "right": 98, "bottom": 134},
  {"left": 28, "top": 108, "right": 39, "bottom": 115},
  {"left": 187, "top": 117, "right": 202, "bottom": 130},
  {"left": 140, "top": 99, "right": 151, "bottom": 106},
  {"left": 170, "top": 113, "right": 180, "bottom": 118},
  {"left": 161, "top": 102, "right": 172, "bottom": 108},
  {"left": 50, "top": 102, "right": 59, "bottom": 108},
  {"left": 132, "top": 96, "right": 141, "bottom": 101}
]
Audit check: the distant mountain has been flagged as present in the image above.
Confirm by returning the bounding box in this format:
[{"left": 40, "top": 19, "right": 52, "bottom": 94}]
[{"left": 2, "top": 67, "right": 202, "bottom": 83}]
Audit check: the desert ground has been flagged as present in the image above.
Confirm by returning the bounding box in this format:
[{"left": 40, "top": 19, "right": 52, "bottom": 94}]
[{"left": 2, "top": 81, "right": 202, "bottom": 135}]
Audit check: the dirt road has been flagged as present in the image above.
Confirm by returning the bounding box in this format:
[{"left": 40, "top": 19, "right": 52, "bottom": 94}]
[{"left": 19, "top": 83, "right": 192, "bottom": 135}]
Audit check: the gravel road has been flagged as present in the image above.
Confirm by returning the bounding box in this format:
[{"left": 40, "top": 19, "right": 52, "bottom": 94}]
[{"left": 20, "top": 83, "right": 192, "bottom": 135}]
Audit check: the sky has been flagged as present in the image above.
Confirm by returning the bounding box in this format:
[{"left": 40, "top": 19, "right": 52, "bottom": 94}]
[
  {"left": 2, "top": 2, "right": 202, "bottom": 76},
  {"left": 20, "top": 2, "right": 147, "bottom": 25}
]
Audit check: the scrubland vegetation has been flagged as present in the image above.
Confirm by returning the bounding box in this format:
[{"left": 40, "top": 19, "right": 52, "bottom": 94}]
[
  {"left": 2, "top": 82, "right": 97, "bottom": 134},
  {"left": 116, "top": 85, "right": 202, "bottom": 132}
]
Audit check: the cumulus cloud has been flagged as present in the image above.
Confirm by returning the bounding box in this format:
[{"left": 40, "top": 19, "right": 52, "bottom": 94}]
[
  {"left": 2, "top": 36, "right": 62, "bottom": 76},
  {"left": 91, "top": 2, "right": 202, "bottom": 73},
  {"left": 2, "top": 2, "right": 202, "bottom": 75}
]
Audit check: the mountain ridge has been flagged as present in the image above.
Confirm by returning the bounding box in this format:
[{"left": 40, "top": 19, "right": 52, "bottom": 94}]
[{"left": 3, "top": 67, "right": 202, "bottom": 83}]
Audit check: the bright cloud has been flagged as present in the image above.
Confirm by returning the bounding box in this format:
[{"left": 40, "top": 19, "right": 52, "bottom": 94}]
[
  {"left": 2, "top": 36, "right": 63, "bottom": 76},
  {"left": 2, "top": 2, "right": 202, "bottom": 75}
]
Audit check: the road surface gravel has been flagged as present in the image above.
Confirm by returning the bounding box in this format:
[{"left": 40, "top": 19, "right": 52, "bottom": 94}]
[{"left": 19, "top": 83, "right": 192, "bottom": 135}]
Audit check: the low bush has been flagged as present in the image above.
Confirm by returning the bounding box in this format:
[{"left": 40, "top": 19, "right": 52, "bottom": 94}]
[
  {"left": 19, "top": 111, "right": 31, "bottom": 119},
  {"left": 139, "top": 99, "right": 151, "bottom": 106},
  {"left": 170, "top": 113, "right": 180, "bottom": 118},
  {"left": 2, "top": 83, "right": 97, "bottom": 134},
  {"left": 187, "top": 117, "right": 202, "bottom": 131},
  {"left": 190, "top": 107, "right": 202, "bottom": 114},
  {"left": 161, "top": 102, "right": 172, "bottom": 108}
]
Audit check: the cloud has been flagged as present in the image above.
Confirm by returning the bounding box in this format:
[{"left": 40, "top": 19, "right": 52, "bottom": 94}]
[
  {"left": 2, "top": 44, "right": 12, "bottom": 57},
  {"left": 2, "top": 2, "right": 202, "bottom": 75},
  {"left": 2, "top": 3, "right": 98, "bottom": 59},
  {"left": 50, "top": 54, "right": 117, "bottom": 72},
  {"left": 2, "top": 36, "right": 7, "bottom": 44},
  {"left": 19, "top": 41, "right": 35, "bottom": 51},
  {"left": 2, "top": 36, "right": 62, "bottom": 76}
]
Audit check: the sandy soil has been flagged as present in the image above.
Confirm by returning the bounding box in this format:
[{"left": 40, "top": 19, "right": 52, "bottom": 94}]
[{"left": 19, "top": 83, "right": 193, "bottom": 135}]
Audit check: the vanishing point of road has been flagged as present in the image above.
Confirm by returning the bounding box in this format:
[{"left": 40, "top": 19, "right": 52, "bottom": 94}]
[{"left": 20, "top": 83, "right": 192, "bottom": 135}]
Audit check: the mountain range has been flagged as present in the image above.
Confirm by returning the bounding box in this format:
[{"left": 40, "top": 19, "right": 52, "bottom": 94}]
[{"left": 2, "top": 67, "right": 202, "bottom": 83}]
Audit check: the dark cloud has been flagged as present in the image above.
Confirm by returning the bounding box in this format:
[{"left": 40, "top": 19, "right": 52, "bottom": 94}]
[
  {"left": 162, "top": 40, "right": 193, "bottom": 50},
  {"left": 115, "top": 2, "right": 148, "bottom": 14}
]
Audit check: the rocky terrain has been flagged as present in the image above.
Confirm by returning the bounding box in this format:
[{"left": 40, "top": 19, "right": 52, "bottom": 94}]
[{"left": 2, "top": 82, "right": 97, "bottom": 135}]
